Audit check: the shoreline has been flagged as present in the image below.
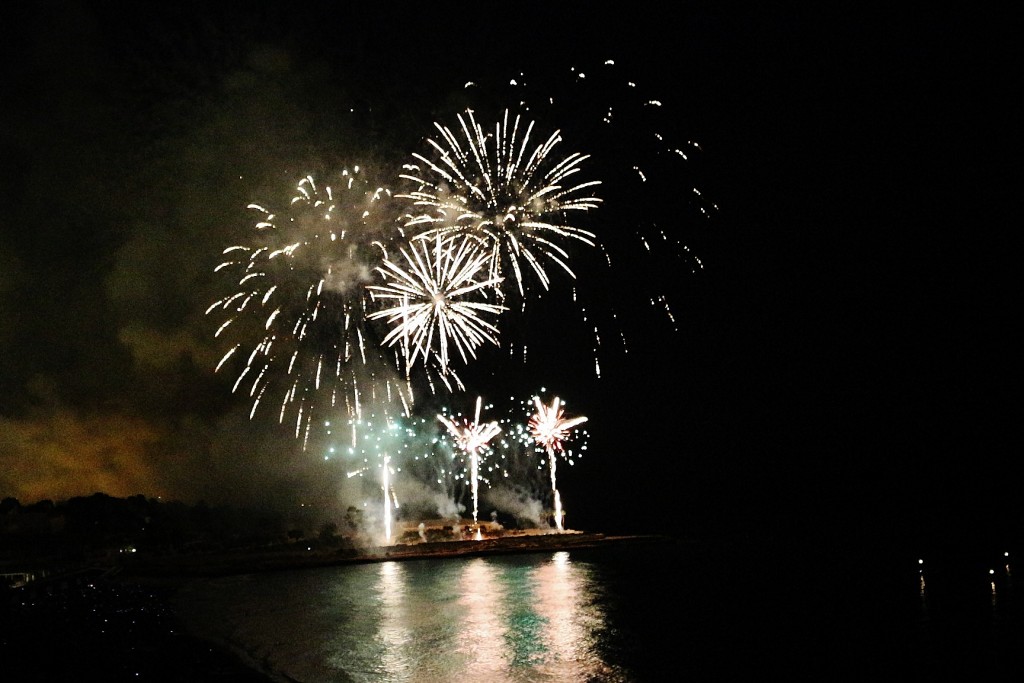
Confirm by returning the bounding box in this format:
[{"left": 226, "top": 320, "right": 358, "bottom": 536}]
[{"left": 119, "top": 529, "right": 667, "bottom": 580}]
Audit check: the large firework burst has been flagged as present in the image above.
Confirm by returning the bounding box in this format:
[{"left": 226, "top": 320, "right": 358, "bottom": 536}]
[
  {"left": 398, "top": 108, "right": 602, "bottom": 301},
  {"left": 366, "top": 232, "right": 506, "bottom": 378},
  {"left": 208, "top": 168, "right": 410, "bottom": 447},
  {"left": 451, "top": 60, "right": 716, "bottom": 374}
]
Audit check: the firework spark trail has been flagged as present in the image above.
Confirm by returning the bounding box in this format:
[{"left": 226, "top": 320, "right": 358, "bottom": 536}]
[
  {"left": 483, "top": 61, "right": 714, "bottom": 216},
  {"left": 455, "top": 60, "right": 715, "bottom": 372},
  {"left": 367, "top": 233, "right": 506, "bottom": 377},
  {"left": 438, "top": 396, "right": 501, "bottom": 525},
  {"left": 331, "top": 411, "right": 436, "bottom": 543},
  {"left": 209, "top": 169, "right": 411, "bottom": 447},
  {"left": 492, "top": 392, "right": 590, "bottom": 501},
  {"left": 381, "top": 453, "right": 397, "bottom": 544},
  {"left": 398, "top": 108, "right": 602, "bottom": 302},
  {"left": 528, "top": 395, "right": 588, "bottom": 532},
  {"left": 495, "top": 410, "right": 543, "bottom": 488}
]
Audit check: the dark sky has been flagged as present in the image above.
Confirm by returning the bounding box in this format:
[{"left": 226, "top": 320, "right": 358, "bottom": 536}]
[{"left": 1, "top": 3, "right": 1018, "bottom": 542}]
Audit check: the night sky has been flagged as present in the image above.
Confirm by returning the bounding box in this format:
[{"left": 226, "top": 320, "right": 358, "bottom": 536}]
[{"left": 1, "top": 4, "right": 1017, "bottom": 543}]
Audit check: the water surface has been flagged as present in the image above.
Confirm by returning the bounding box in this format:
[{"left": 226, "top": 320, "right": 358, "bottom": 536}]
[{"left": 172, "top": 537, "right": 1024, "bottom": 681}]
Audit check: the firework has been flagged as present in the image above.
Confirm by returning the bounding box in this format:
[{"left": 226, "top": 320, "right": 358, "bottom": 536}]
[
  {"left": 398, "top": 108, "right": 602, "bottom": 302},
  {"left": 438, "top": 396, "right": 502, "bottom": 525},
  {"left": 208, "top": 169, "right": 410, "bottom": 447},
  {"left": 452, "top": 60, "right": 715, "bottom": 373},
  {"left": 329, "top": 411, "right": 434, "bottom": 544},
  {"left": 528, "top": 395, "right": 588, "bottom": 531},
  {"left": 476, "top": 391, "right": 590, "bottom": 529},
  {"left": 381, "top": 454, "right": 397, "bottom": 543},
  {"left": 367, "top": 232, "right": 506, "bottom": 377}
]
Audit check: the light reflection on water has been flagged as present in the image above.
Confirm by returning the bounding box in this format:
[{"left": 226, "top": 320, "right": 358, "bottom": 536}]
[
  {"left": 170, "top": 540, "right": 1024, "bottom": 680},
  {"left": 174, "top": 551, "right": 626, "bottom": 683}
]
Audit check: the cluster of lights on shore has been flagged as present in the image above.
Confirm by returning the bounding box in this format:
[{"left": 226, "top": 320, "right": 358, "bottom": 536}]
[{"left": 210, "top": 60, "right": 708, "bottom": 541}]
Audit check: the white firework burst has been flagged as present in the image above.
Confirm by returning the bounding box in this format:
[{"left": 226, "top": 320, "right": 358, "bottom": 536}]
[
  {"left": 398, "top": 108, "right": 602, "bottom": 300},
  {"left": 367, "top": 232, "right": 506, "bottom": 377},
  {"left": 208, "top": 168, "right": 410, "bottom": 446}
]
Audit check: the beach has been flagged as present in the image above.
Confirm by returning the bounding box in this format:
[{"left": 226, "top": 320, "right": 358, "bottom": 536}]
[{"left": 1, "top": 567, "right": 272, "bottom": 682}]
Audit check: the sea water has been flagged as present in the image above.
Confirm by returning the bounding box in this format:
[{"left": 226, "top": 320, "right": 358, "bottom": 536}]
[{"left": 171, "top": 536, "right": 1023, "bottom": 682}]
